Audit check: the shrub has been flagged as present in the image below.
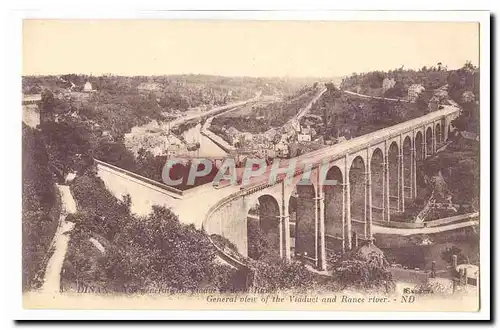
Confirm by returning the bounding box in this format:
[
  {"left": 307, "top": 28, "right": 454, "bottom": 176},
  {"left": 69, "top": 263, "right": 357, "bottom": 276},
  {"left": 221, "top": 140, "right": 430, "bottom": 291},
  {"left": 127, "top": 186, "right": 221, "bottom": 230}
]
[
  {"left": 65, "top": 203, "right": 242, "bottom": 294},
  {"left": 247, "top": 219, "right": 273, "bottom": 260},
  {"left": 70, "top": 171, "right": 133, "bottom": 241},
  {"left": 330, "top": 249, "right": 395, "bottom": 293},
  {"left": 248, "top": 254, "right": 315, "bottom": 292},
  {"left": 22, "top": 124, "right": 59, "bottom": 291},
  {"left": 441, "top": 246, "right": 467, "bottom": 266}
]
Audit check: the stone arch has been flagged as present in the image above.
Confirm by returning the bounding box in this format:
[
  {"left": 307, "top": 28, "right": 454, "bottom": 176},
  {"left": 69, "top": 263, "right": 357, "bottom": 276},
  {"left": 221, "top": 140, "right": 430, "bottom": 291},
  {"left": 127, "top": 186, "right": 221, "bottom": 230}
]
[
  {"left": 323, "top": 165, "right": 344, "bottom": 252},
  {"left": 349, "top": 155, "right": 367, "bottom": 240},
  {"left": 370, "top": 148, "right": 384, "bottom": 222},
  {"left": 402, "top": 136, "right": 412, "bottom": 203},
  {"left": 426, "top": 126, "right": 433, "bottom": 156},
  {"left": 245, "top": 188, "right": 281, "bottom": 214},
  {"left": 246, "top": 194, "right": 281, "bottom": 259},
  {"left": 288, "top": 179, "right": 316, "bottom": 259},
  {"left": 415, "top": 131, "right": 424, "bottom": 162},
  {"left": 388, "top": 141, "right": 400, "bottom": 213}
]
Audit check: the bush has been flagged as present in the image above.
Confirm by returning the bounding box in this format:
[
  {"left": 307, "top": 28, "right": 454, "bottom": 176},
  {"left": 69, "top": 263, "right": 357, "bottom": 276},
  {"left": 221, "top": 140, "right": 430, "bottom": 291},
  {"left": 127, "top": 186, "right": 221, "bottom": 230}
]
[
  {"left": 248, "top": 254, "right": 315, "bottom": 292},
  {"left": 70, "top": 171, "right": 133, "bottom": 241},
  {"left": 22, "top": 124, "right": 59, "bottom": 291},
  {"left": 441, "top": 246, "right": 467, "bottom": 266},
  {"left": 64, "top": 202, "right": 242, "bottom": 293},
  {"left": 247, "top": 219, "right": 272, "bottom": 260},
  {"left": 330, "top": 249, "right": 395, "bottom": 293}
]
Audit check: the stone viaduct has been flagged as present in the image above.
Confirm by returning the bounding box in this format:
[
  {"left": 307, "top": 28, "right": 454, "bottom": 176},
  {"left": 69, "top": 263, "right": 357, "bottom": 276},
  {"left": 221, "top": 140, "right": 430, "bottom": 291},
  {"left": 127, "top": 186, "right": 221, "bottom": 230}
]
[
  {"left": 94, "top": 105, "right": 460, "bottom": 271},
  {"left": 202, "top": 105, "right": 460, "bottom": 270}
]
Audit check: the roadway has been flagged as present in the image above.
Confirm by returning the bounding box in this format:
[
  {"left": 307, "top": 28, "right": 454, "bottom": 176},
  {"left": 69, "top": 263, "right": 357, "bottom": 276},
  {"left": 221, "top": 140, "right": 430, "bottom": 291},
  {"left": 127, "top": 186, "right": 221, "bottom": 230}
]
[
  {"left": 344, "top": 90, "right": 409, "bottom": 102},
  {"left": 166, "top": 97, "right": 261, "bottom": 128},
  {"left": 292, "top": 86, "right": 328, "bottom": 123},
  {"left": 372, "top": 219, "right": 478, "bottom": 236}
]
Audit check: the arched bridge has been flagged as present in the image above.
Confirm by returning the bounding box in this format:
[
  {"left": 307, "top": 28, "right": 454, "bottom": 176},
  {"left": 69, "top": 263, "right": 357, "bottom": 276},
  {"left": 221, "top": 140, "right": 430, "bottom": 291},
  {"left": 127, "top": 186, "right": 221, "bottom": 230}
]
[
  {"left": 93, "top": 105, "right": 461, "bottom": 271},
  {"left": 202, "top": 105, "right": 461, "bottom": 270}
]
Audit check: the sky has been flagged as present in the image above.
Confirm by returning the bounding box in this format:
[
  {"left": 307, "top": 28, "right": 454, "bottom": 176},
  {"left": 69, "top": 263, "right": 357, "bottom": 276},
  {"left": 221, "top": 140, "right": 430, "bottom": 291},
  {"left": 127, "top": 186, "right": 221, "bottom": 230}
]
[{"left": 23, "top": 20, "right": 480, "bottom": 78}]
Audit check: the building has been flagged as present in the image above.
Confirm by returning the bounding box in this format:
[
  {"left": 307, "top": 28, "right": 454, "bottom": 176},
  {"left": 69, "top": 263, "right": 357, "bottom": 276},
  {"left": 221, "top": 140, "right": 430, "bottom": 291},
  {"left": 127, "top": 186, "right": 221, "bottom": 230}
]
[
  {"left": 83, "top": 82, "right": 95, "bottom": 93},
  {"left": 297, "top": 134, "right": 311, "bottom": 142},
  {"left": 264, "top": 128, "right": 279, "bottom": 143},
  {"left": 382, "top": 78, "right": 396, "bottom": 92},
  {"left": 290, "top": 120, "right": 301, "bottom": 133},
  {"left": 275, "top": 142, "right": 289, "bottom": 158},
  {"left": 241, "top": 132, "right": 253, "bottom": 143},
  {"left": 225, "top": 127, "right": 241, "bottom": 146},
  {"left": 166, "top": 143, "right": 182, "bottom": 158},
  {"left": 407, "top": 84, "right": 425, "bottom": 103}
]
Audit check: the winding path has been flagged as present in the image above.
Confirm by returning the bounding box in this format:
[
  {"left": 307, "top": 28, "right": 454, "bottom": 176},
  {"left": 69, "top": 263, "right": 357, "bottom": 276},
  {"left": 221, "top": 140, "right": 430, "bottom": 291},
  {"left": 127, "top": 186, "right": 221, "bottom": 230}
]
[{"left": 40, "top": 185, "right": 76, "bottom": 293}]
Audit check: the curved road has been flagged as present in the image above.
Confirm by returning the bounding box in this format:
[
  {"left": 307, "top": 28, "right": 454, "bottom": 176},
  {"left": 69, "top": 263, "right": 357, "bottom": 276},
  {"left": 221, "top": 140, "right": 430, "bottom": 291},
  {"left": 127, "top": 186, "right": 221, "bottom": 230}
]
[{"left": 373, "top": 220, "right": 478, "bottom": 236}]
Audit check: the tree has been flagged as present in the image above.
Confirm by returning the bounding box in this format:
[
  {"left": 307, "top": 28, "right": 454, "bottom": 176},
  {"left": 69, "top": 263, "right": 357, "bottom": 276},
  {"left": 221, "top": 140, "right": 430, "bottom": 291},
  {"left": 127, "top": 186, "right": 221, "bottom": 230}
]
[
  {"left": 383, "top": 80, "right": 405, "bottom": 98},
  {"left": 247, "top": 220, "right": 271, "bottom": 260},
  {"left": 108, "top": 206, "right": 239, "bottom": 292},
  {"left": 40, "top": 90, "right": 56, "bottom": 123},
  {"left": 463, "top": 60, "right": 475, "bottom": 71},
  {"left": 415, "top": 91, "right": 432, "bottom": 112},
  {"left": 249, "top": 254, "right": 315, "bottom": 292},
  {"left": 94, "top": 140, "right": 136, "bottom": 172},
  {"left": 41, "top": 120, "right": 94, "bottom": 177},
  {"left": 330, "top": 248, "right": 395, "bottom": 293},
  {"left": 22, "top": 124, "right": 58, "bottom": 290},
  {"left": 441, "top": 246, "right": 467, "bottom": 265}
]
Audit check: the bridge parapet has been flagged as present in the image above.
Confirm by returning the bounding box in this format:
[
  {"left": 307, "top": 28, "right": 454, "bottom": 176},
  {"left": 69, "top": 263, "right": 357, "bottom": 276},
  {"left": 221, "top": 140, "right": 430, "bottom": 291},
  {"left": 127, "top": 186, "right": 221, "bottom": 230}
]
[{"left": 94, "top": 159, "right": 184, "bottom": 197}]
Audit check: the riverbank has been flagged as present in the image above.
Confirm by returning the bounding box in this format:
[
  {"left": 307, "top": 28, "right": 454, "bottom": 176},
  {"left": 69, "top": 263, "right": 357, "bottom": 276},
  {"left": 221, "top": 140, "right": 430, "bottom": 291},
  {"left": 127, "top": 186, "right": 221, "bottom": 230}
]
[{"left": 200, "top": 117, "right": 236, "bottom": 154}]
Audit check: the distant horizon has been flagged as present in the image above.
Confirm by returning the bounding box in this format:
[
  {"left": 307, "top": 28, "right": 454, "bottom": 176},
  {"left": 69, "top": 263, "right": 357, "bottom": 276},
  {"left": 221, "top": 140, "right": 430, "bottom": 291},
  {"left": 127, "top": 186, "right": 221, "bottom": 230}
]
[{"left": 20, "top": 63, "right": 475, "bottom": 80}]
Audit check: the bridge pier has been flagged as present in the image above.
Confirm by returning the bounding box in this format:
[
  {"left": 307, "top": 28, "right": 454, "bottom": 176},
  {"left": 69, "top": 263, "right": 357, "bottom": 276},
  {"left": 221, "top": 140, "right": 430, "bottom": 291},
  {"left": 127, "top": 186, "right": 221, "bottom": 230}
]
[
  {"left": 282, "top": 181, "right": 292, "bottom": 261},
  {"left": 277, "top": 214, "right": 284, "bottom": 259},
  {"left": 315, "top": 167, "right": 327, "bottom": 271},
  {"left": 399, "top": 153, "right": 404, "bottom": 212},
  {"left": 432, "top": 123, "right": 437, "bottom": 154},
  {"left": 315, "top": 194, "right": 326, "bottom": 270},
  {"left": 411, "top": 146, "right": 416, "bottom": 199},
  {"left": 365, "top": 168, "right": 373, "bottom": 240},
  {"left": 384, "top": 152, "right": 391, "bottom": 223},
  {"left": 294, "top": 183, "right": 317, "bottom": 263},
  {"left": 341, "top": 182, "right": 347, "bottom": 253},
  {"left": 344, "top": 180, "right": 352, "bottom": 250}
]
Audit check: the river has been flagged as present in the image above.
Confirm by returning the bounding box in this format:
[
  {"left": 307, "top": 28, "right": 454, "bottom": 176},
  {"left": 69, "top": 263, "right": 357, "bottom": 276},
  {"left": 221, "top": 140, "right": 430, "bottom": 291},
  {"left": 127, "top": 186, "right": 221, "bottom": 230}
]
[{"left": 182, "top": 123, "right": 227, "bottom": 158}]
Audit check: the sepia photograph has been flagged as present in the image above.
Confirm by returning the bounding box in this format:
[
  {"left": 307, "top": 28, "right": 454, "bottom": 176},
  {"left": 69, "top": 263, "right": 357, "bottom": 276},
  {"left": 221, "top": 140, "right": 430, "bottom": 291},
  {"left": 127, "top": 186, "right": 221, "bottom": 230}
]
[{"left": 15, "top": 11, "right": 489, "bottom": 319}]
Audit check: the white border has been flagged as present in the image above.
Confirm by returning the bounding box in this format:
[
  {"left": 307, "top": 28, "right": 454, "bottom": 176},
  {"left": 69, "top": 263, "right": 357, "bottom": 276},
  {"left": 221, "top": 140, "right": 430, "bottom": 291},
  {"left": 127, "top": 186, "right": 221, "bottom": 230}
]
[{"left": 3, "top": 7, "right": 491, "bottom": 322}]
